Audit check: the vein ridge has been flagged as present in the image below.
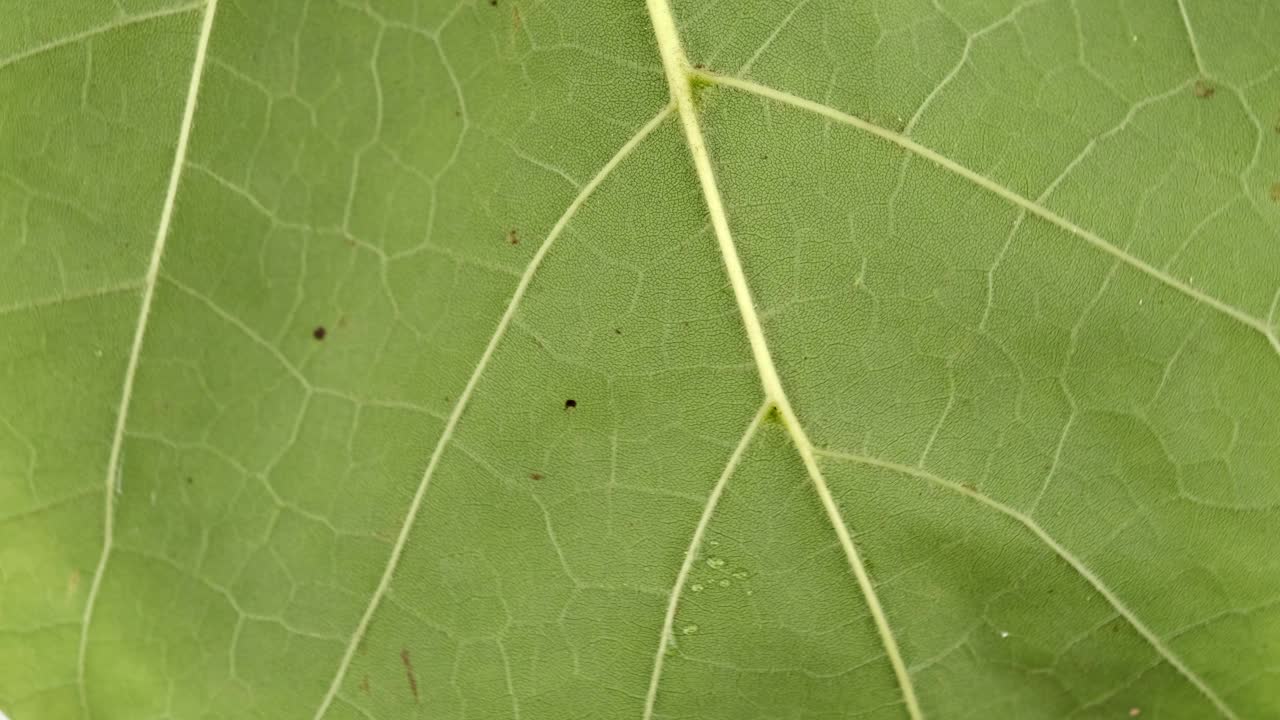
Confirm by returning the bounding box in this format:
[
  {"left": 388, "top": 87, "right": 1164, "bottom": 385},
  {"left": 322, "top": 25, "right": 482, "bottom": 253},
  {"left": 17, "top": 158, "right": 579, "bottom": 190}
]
[
  {"left": 642, "top": 402, "right": 770, "bottom": 720},
  {"left": 699, "top": 71, "right": 1280, "bottom": 358},
  {"left": 309, "top": 104, "right": 673, "bottom": 719},
  {"left": 644, "top": 3, "right": 924, "bottom": 717},
  {"left": 76, "top": 0, "right": 222, "bottom": 713},
  {"left": 814, "top": 447, "right": 1240, "bottom": 720},
  {"left": 0, "top": 1, "right": 206, "bottom": 72}
]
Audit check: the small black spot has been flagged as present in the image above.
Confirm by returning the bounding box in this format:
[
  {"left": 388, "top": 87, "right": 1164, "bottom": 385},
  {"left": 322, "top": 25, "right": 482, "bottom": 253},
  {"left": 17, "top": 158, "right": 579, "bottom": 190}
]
[
  {"left": 613, "top": 327, "right": 622, "bottom": 335},
  {"left": 507, "top": 228, "right": 519, "bottom": 245},
  {"left": 1193, "top": 80, "right": 1215, "bottom": 99},
  {"left": 564, "top": 399, "right": 577, "bottom": 409},
  {"left": 488, "top": 0, "right": 497, "bottom": 6},
  {"left": 313, "top": 326, "right": 327, "bottom": 341},
  {"left": 529, "top": 472, "right": 543, "bottom": 481}
]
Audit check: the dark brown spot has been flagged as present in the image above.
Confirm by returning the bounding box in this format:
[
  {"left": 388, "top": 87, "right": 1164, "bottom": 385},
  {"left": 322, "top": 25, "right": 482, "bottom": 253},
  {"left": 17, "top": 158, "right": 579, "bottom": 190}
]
[
  {"left": 564, "top": 399, "right": 577, "bottom": 409},
  {"left": 400, "top": 649, "right": 419, "bottom": 702},
  {"left": 488, "top": 0, "right": 497, "bottom": 6},
  {"left": 313, "top": 326, "right": 327, "bottom": 341},
  {"left": 1193, "top": 80, "right": 1215, "bottom": 99},
  {"left": 613, "top": 327, "right": 622, "bottom": 335},
  {"left": 507, "top": 228, "right": 519, "bottom": 245},
  {"left": 961, "top": 482, "right": 977, "bottom": 493},
  {"left": 693, "top": 62, "right": 705, "bottom": 69},
  {"left": 529, "top": 472, "right": 543, "bottom": 480}
]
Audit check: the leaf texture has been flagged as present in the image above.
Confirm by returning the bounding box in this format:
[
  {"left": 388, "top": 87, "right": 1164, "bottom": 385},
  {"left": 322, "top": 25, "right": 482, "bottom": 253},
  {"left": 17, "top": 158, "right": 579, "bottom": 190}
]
[{"left": 1, "top": 1, "right": 1279, "bottom": 718}]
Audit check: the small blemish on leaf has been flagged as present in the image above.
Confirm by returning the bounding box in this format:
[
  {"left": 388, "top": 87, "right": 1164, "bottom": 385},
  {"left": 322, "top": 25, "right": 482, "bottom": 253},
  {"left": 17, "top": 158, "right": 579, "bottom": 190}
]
[
  {"left": 507, "top": 228, "right": 519, "bottom": 245},
  {"left": 313, "top": 326, "right": 327, "bottom": 341},
  {"left": 564, "top": 398, "right": 577, "bottom": 410},
  {"left": 185, "top": 476, "right": 193, "bottom": 485},
  {"left": 764, "top": 406, "right": 782, "bottom": 424},
  {"left": 961, "top": 482, "right": 977, "bottom": 493},
  {"left": 529, "top": 472, "right": 543, "bottom": 480},
  {"left": 488, "top": 0, "right": 498, "bottom": 6},
  {"left": 1269, "top": 182, "right": 1280, "bottom": 203},
  {"left": 400, "top": 649, "right": 419, "bottom": 702},
  {"left": 359, "top": 675, "right": 370, "bottom": 694},
  {"left": 1193, "top": 80, "right": 1215, "bottom": 99},
  {"left": 1129, "top": 709, "right": 1141, "bottom": 718},
  {"left": 613, "top": 327, "right": 622, "bottom": 335}
]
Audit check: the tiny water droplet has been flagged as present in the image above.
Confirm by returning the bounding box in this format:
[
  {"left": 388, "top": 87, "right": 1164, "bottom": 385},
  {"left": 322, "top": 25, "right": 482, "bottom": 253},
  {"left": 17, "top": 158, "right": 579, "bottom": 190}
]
[
  {"left": 691, "top": 583, "right": 703, "bottom": 593},
  {"left": 709, "top": 540, "right": 719, "bottom": 546},
  {"left": 681, "top": 624, "right": 698, "bottom": 635},
  {"left": 718, "top": 578, "right": 730, "bottom": 588},
  {"left": 93, "top": 348, "right": 103, "bottom": 358},
  {"left": 706, "top": 557, "right": 725, "bottom": 569},
  {"left": 999, "top": 630, "right": 1009, "bottom": 638}
]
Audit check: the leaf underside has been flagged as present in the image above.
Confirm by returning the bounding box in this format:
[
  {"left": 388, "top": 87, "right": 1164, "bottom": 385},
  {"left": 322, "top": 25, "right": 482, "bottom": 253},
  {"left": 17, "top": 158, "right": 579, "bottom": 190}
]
[{"left": 1, "top": 1, "right": 1279, "bottom": 719}]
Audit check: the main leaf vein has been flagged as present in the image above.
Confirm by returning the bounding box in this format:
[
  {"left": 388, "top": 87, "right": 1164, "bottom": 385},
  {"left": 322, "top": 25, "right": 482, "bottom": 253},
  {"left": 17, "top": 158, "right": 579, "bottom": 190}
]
[{"left": 644, "top": 2, "right": 924, "bottom": 717}]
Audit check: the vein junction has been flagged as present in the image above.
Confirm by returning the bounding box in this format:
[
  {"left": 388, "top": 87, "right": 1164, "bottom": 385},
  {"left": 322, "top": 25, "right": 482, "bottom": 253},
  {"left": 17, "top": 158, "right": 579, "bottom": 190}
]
[{"left": 644, "top": 1, "right": 924, "bottom": 718}]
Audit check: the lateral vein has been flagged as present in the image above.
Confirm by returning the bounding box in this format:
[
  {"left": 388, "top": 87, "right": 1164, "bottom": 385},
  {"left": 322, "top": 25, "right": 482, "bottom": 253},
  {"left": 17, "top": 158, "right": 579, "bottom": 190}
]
[
  {"left": 309, "top": 104, "right": 673, "bottom": 719},
  {"left": 644, "top": 2, "right": 924, "bottom": 718},
  {"left": 642, "top": 402, "right": 770, "bottom": 720},
  {"left": 699, "top": 70, "right": 1280, "bottom": 357},
  {"left": 814, "top": 447, "right": 1240, "bottom": 720},
  {"left": 76, "top": 0, "right": 221, "bottom": 714},
  {"left": 0, "top": 1, "right": 206, "bottom": 72}
]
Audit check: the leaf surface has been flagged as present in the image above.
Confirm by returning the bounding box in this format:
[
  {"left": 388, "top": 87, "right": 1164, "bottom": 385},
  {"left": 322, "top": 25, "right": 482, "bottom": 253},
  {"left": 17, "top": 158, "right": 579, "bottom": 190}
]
[{"left": 2, "top": 1, "right": 1279, "bottom": 718}]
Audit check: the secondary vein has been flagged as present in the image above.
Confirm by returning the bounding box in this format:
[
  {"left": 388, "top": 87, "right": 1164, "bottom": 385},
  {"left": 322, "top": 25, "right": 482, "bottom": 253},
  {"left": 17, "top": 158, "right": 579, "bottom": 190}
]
[
  {"left": 642, "top": 402, "right": 770, "bottom": 720},
  {"left": 76, "top": 0, "right": 221, "bottom": 714},
  {"left": 698, "top": 70, "right": 1280, "bottom": 358},
  {"left": 814, "top": 447, "right": 1241, "bottom": 720},
  {"left": 309, "top": 104, "right": 673, "bottom": 719}
]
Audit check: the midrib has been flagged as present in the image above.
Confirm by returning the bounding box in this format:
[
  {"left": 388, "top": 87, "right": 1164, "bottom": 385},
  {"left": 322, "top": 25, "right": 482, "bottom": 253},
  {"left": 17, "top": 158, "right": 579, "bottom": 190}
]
[{"left": 643, "top": 1, "right": 925, "bottom": 718}]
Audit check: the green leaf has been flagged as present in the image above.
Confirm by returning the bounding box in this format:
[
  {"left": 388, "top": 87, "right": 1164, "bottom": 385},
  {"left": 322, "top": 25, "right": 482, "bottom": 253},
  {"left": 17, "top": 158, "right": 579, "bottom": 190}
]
[{"left": 3, "top": 0, "right": 1278, "bottom": 718}]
